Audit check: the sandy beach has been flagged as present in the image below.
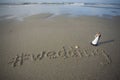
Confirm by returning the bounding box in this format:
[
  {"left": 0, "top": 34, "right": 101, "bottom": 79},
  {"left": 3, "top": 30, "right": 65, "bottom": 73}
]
[{"left": 0, "top": 14, "right": 120, "bottom": 80}]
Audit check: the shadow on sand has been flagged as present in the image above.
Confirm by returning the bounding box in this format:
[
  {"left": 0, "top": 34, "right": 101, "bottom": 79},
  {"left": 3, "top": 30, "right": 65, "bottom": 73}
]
[{"left": 99, "top": 40, "right": 114, "bottom": 45}]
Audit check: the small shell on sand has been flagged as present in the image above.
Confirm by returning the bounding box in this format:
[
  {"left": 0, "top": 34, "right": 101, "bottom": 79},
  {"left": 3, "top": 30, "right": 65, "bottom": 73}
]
[{"left": 75, "top": 45, "right": 79, "bottom": 49}]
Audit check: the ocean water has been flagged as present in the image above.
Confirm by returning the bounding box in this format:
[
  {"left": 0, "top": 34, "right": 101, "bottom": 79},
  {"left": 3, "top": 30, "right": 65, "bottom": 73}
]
[{"left": 0, "top": 2, "right": 120, "bottom": 21}]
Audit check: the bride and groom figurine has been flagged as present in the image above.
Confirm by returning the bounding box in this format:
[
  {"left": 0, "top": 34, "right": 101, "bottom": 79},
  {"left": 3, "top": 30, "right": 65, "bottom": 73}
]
[{"left": 91, "top": 32, "right": 101, "bottom": 46}]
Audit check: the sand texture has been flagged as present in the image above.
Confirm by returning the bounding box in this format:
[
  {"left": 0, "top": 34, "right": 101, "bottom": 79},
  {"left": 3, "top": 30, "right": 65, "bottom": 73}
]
[{"left": 0, "top": 14, "right": 120, "bottom": 80}]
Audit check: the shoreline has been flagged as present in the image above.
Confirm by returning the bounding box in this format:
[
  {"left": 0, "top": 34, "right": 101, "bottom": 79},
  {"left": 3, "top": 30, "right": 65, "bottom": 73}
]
[{"left": 1, "top": 13, "right": 120, "bottom": 22}]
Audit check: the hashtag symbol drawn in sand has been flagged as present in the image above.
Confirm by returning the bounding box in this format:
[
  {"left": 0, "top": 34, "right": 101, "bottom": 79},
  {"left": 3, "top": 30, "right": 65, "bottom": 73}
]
[{"left": 8, "top": 53, "right": 30, "bottom": 67}]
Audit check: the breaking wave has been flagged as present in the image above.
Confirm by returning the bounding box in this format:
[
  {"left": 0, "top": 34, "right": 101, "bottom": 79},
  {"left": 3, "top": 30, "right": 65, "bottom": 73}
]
[{"left": 0, "top": 2, "right": 120, "bottom": 9}]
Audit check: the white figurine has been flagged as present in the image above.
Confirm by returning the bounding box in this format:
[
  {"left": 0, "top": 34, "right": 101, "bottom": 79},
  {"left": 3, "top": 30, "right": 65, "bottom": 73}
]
[{"left": 91, "top": 32, "right": 101, "bottom": 46}]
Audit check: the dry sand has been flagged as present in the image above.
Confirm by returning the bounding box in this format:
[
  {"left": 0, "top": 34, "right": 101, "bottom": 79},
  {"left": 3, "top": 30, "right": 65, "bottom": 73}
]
[{"left": 0, "top": 14, "right": 120, "bottom": 80}]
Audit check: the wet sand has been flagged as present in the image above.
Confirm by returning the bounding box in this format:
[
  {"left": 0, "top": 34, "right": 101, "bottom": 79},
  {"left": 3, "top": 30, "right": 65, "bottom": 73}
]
[{"left": 0, "top": 14, "right": 120, "bottom": 80}]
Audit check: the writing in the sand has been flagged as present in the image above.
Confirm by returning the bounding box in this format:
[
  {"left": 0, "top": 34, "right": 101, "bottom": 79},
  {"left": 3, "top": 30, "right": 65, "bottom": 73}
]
[{"left": 8, "top": 46, "right": 111, "bottom": 67}]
